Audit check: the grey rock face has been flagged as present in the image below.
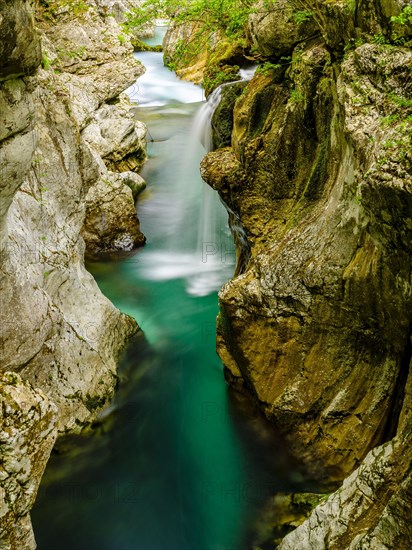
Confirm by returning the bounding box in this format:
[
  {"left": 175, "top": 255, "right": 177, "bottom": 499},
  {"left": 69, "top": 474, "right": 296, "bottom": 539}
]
[
  {"left": 1, "top": 0, "right": 146, "bottom": 547},
  {"left": 0, "top": 0, "right": 41, "bottom": 80},
  {"left": 0, "top": 372, "right": 58, "bottom": 550},
  {"left": 0, "top": 0, "right": 146, "bottom": 430},
  {"left": 1, "top": 67, "right": 140, "bottom": 433},
  {"left": 82, "top": 96, "right": 147, "bottom": 172},
  {"left": 82, "top": 169, "right": 146, "bottom": 254}
]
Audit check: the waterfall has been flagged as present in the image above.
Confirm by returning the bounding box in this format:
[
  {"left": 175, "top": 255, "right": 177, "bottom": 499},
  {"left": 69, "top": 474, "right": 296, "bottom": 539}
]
[
  {"left": 186, "top": 86, "right": 234, "bottom": 296},
  {"left": 134, "top": 66, "right": 235, "bottom": 297},
  {"left": 195, "top": 86, "right": 223, "bottom": 151}
]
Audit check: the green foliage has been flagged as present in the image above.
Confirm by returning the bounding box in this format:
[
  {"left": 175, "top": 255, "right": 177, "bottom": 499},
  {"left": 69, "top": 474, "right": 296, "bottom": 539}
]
[
  {"left": 389, "top": 93, "right": 412, "bottom": 109},
  {"left": 372, "top": 33, "right": 388, "bottom": 45},
  {"left": 256, "top": 61, "right": 281, "bottom": 76},
  {"left": 40, "top": 0, "right": 90, "bottom": 18},
  {"left": 203, "top": 64, "right": 240, "bottom": 96},
  {"left": 42, "top": 53, "right": 52, "bottom": 70},
  {"left": 293, "top": 10, "right": 314, "bottom": 25},
  {"left": 123, "top": 0, "right": 253, "bottom": 40},
  {"left": 123, "top": 0, "right": 253, "bottom": 87},
  {"left": 118, "top": 34, "right": 127, "bottom": 45},
  {"left": 57, "top": 46, "right": 86, "bottom": 60},
  {"left": 380, "top": 113, "right": 400, "bottom": 127},
  {"left": 345, "top": 0, "right": 356, "bottom": 16},
  {"left": 392, "top": 35, "right": 407, "bottom": 46},
  {"left": 390, "top": 6, "right": 412, "bottom": 26},
  {"left": 389, "top": 6, "right": 412, "bottom": 45},
  {"left": 290, "top": 88, "right": 303, "bottom": 103}
]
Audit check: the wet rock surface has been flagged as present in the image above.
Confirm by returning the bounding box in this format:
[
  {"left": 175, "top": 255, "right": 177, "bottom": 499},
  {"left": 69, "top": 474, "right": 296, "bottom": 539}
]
[{"left": 201, "top": 0, "right": 412, "bottom": 546}]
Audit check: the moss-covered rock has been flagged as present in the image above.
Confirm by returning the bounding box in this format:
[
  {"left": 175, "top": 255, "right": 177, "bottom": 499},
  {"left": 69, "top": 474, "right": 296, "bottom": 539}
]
[
  {"left": 201, "top": 1, "right": 412, "bottom": 544},
  {"left": 163, "top": 21, "right": 251, "bottom": 93},
  {"left": 211, "top": 81, "right": 248, "bottom": 149},
  {"left": 0, "top": 373, "right": 58, "bottom": 549},
  {"left": 130, "top": 37, "right": 162, "bottom": 52},
  {"left": 248, "top": 0, "right": 318, "bottom": 58},
  {"left": 201, "top": 0, "right": 412, "bottom": 490}
]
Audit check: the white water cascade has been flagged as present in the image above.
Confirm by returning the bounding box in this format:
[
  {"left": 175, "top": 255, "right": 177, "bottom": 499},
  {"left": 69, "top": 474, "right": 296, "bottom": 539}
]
[
  {"left": 131, "top": 53, "right": 235, "bottom": 297},
  {"left": 187, "top": 86, "right": 235, "bottom": 296},
  {"left": 196, "top": 86, "right": 223, "bottom": 151}
]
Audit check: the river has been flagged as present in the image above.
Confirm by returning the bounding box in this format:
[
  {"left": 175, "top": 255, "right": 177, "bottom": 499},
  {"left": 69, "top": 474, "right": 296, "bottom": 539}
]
[{"left": 31, "top": 28, "right": 308, "bottom": 550}]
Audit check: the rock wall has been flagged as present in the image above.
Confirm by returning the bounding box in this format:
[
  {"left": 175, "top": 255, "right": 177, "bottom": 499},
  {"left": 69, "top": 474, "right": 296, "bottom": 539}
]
[
  {"left": 0, "top": 0, "right": 146, "bottom": 546},
  {"left": 278, "top": 359, "right": 412, "bottom": 549},
  {"left": 0, "top": 373, "right": 58, "bottom": 550},
  {"left": 201, "top": 0, "right": 412, "bottom": 545},
  {"left": 163, "top": 21, "right": 209, "bottom": 83},
  {"left": 163, "top": 21, "right": 248, "bottom": 95}
]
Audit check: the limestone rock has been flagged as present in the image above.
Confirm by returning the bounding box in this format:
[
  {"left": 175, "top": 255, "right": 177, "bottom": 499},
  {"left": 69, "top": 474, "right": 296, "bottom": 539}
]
[
  {"left": 118, "top": 170, "right": 146, "bottom": 199},
  {"left": 38, "top": 2, "right": 145, "bottom": 129},
  {"left": 0, "top": 0, "right": 146, "bottom": 546},
  {"left": 201, "top": 37, "right": 412, "bottom": 483},
  {"left": 0, "top": 0, "right": 145, "bottom": 438},
  {"left": 211, "top": 81, "right": 247, "bottom": 149},
  {"left": 0, "top": 372, "right": 58, "bottom": 550},
  {"left": 82, "top": 97, "right": 147, "bottom": 172},
  {"left": 1, "top": 72, "right": 140, "bottom": 433},
  {"left": 248, "top": 0, "right": 317, "bottom": 58},
  {"left": 357, "top": 0, "right": 412, "bottom": 39},
  {"left": 201, "top": 1, "right": 412, "bottom": 544},
  {"left": 278, "top": 361, "right": 412, "bottom": 549},
  {"left": 82, "top": 170, "right": 145, "bottom": 254},
  {"left": 0, "top": 0, "right": 41, "bottom": 80},
  {"left": 163, "top": 21, "right": 208, "bottom": 84}
]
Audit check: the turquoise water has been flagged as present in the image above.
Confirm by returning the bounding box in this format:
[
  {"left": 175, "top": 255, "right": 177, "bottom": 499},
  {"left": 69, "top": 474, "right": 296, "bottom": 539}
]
[{"left": 31, "top": 32, "right": 307, "bottom": 550}]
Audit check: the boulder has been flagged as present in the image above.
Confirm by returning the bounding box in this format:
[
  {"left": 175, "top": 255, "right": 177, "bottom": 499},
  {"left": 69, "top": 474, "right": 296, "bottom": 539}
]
[{"left": 82, "top": 170, "right": 146, "bottom": 254}]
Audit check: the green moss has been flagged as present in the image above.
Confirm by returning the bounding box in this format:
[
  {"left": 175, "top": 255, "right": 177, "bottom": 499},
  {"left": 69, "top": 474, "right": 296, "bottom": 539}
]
[
  {"left": 389, "top": 93, "right": 412, "bottom": 109},
  {"left": 203, "top": 65, "right": 240, "bottom": 97},
  {"left": 211, "top": 81, "right": 247, "bottom": 148},
  {"left": 42, "top": 53, "right": 52, "bottom": 70},
  {"left": 256, "top": 61, "right": 282, "bottom": 76},
  {"left": 293, "top": 10, "right": 314, "bottom": 25},
  {"left": 85, "top": 393, "right": 107, "bottom": 412},
  {"left": 303, "top": 136, "right": 329, "bottom": 200},
  {"left": 247, "top": 80, "right": 278, "bottom": 138},
  {"left": 40, "top": 0, "right": 90, "bottom": 18},
  {"left": 290, "top": 88, "right": 304, "bottom": 103},
  {"left": 131, "top": 37, "right": 162, "bottom": 52}
]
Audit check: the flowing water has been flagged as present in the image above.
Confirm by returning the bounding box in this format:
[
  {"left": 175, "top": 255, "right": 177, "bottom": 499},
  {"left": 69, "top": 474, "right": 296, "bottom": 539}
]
[{"left": 32, "top": 30, "right": 310, "bottom": 550}]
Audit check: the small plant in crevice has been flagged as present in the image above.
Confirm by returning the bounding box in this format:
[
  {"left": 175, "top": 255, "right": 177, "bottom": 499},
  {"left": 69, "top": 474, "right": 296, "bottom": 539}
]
[
  {"left": 290, "top": 88, "right": 303, "bottom": 104},
  {"left": 380, "top": 114, "right": 400, "bottom": 127},
  {"left": 388, "top": 93, "right": 412, "bottom": 109},
  {"left": 390, "top": 5, "right": 412, "bottom": 26},
  {"left": 256, "top": 61, "right": 281, "bottom": 76},
  {"left": 42, "top": 53, "right": 52, "bottom": 70},
  {"left": 293, "top": 9, "right": 314, "bottom": 25},
  {"left": 40, "top": 0, "right": 90, "bottom": 19},
  {"left": 372, "top": 33, "right": 388, "bottom": 45}
]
